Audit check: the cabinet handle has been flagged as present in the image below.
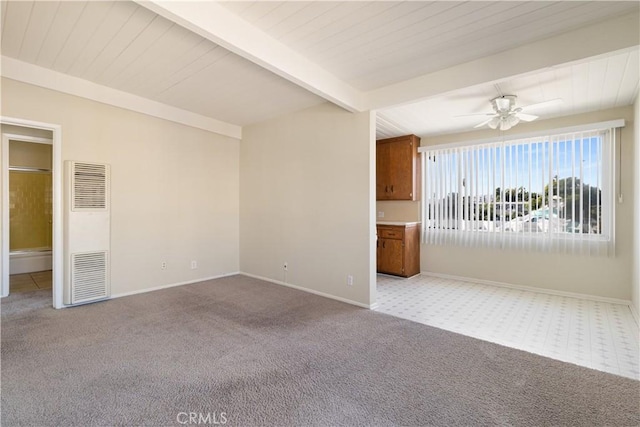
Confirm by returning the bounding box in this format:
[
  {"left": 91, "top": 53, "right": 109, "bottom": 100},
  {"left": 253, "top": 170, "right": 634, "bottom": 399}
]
[
  {"left": 382, "top": 241, "right": 386, "bottom": 248},
  {"left": 391, "top": 185, "right": 394, "bottom": 193},
  {"left": 385, "top": 185, "right": 388, "bottom": 193}
]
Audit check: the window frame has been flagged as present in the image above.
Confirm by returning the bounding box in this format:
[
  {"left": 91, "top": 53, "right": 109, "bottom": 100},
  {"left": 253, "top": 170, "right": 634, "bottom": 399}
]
[{"left": 418, "top": 120, "right": 623, "bottom": 253}]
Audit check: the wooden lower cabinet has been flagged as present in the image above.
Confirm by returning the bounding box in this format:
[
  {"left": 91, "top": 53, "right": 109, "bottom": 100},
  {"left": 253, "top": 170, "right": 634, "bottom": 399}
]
[{"left": 376, "top": 223, "right": 420, "bottom": 277}]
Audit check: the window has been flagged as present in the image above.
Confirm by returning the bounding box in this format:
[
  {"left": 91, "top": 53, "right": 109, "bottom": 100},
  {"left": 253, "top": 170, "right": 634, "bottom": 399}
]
[{"left": 420, "top": 121, "right": 621, "bottom": 255}]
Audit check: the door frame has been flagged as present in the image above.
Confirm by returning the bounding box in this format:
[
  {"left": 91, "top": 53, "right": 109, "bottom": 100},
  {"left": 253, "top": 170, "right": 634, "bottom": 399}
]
[{"left": 1, "top": 117, "right": 63, "bottom": 309}]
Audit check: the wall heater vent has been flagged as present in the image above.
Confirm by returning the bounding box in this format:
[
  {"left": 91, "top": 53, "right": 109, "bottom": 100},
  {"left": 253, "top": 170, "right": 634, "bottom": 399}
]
[
  {"left": 70, "top": 251, "right": 109, "bottom": 304},
  {"left": 64, "top": 161, "right": 111, "bottom": 306},
  {"left": 72, "top": 162, "right": 108, "bottom": 211}
]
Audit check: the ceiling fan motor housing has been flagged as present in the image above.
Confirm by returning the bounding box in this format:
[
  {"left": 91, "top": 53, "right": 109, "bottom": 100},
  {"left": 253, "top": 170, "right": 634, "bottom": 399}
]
[
  {"left": 473, "top": 94, "right": 542, "bottom": 130},
  {"left": 492, "top": 95, "right": 517, "bottom": 113}
]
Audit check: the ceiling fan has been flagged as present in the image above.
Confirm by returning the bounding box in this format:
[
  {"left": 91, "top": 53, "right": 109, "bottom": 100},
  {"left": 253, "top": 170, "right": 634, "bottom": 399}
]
[{"left": 465, "top": 95, "right": 561, "bottom": 131}]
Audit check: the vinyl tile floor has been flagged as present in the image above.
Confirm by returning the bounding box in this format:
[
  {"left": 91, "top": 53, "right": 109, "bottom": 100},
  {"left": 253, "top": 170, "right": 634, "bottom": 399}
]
[
  {"left": 10, "top": 270, "right": 52, "bottom": 293},
  {"left": 376, "top": 274, "right": 640, "bottom": 380}
]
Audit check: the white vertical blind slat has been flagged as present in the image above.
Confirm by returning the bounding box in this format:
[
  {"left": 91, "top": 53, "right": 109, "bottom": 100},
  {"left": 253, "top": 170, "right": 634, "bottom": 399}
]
[
  {"left": 421, "top": 152, "right": 427, "bottom": 243},
  {"left": 484, "top": 146, "right": 489, "bottom": 247},
  {"left": 527, "top": 139, "right": 533, "bottom": 251},
  {"left": 571, "top": 134, "right": 576, "bottom": 254},
  {"left": 583, "top": 133, "right": 593, "bottom": 241},
  {"left": 580, "top": 133, "right": 584, "bottom": 255},
  {"left": 565, "top": 137, "right": 569, "bottom": 253}
]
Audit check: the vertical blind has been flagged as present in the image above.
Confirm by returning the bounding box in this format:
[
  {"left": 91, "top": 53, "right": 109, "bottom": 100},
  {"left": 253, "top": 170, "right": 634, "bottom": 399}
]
[{"left": 420, "top": 124, "right": 619, "bottom": 256}]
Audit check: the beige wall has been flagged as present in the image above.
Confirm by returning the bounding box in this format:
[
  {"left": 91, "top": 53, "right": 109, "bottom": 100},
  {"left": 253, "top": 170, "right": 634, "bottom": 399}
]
[
  {"left": 1, "top": 78, "right": 240, "bottom": 296},
  {"left": 633, "top": 95, "right": 640, "bottom": 317},
  {"left": 240, "top": 102, "right": 375, "bottom": 307},
  {"left": 416, "top": 106, "right": 635, "bottom": 300}
]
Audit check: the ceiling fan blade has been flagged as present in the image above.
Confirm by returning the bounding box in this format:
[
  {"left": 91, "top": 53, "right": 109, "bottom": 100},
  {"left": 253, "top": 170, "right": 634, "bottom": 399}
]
[
  {"left": 520, "top": 98, "right": 562, "bottom": 111},
  {"left": 516, "top": 113, "right": 538, "bottom": 122},
  {"left": 474, "top": 117, "right": 497, "bottom": 128},
  {"left": 454, "top": 112, "right": 495, "bottom": 118}
]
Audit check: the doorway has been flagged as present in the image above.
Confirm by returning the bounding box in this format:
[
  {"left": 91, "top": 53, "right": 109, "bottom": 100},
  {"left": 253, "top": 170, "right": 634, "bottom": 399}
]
[
  {"left": 1, "top": 117, "right": 62, "bottom": 308},
  {"left": 6, "top": 136, "right": 53, "bottom": 294}
]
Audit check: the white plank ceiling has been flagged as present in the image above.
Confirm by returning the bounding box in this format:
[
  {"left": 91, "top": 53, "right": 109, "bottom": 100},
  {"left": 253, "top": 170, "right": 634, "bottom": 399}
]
[
  {"left": 1, "top": 1, "right": 639, "bottom": 137},
  {"left": 376, "top": 47, "right": 640, "bottom": 138},
  {"left": 219, "top": 1, "right": 639, "bottom": 91},
  {"left": 0, "top": 0, "right": 325, "bottom": 126}
]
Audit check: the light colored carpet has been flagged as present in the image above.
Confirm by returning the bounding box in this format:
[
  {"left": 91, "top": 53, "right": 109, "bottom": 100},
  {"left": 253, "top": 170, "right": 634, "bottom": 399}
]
[{"left": 2, "top": 275, "right": 638, "bottom": 426}]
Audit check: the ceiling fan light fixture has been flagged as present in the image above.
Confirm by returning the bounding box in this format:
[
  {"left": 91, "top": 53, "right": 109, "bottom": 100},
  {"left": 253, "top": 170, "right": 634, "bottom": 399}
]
[
  {"left": 494, "top": 97, "right": 512, "bottom": 111},
  {"left": 487, "top": 116, "right": 501, "bottom": 129},
  {"left": 496, "top": 115, "right": 520, "bottom": 131}
]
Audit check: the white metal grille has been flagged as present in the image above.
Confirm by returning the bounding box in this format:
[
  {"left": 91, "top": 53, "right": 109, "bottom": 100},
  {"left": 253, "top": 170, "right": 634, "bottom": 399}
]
[
  {"left": 72, "top": 162, "right": 108, "bottom": 211},
  {"left": 71, "top": 251, "right": 108, "bottom": 304}
]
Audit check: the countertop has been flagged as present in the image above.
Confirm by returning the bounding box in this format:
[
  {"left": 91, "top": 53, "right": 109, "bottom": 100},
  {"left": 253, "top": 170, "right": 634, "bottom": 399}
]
[{"left": 376, "top": 221, "right": 421, "bottom": 226}]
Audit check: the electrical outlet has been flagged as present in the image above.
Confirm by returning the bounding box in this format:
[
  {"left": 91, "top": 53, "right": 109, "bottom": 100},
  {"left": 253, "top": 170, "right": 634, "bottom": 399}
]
[
  {"left": 161, "top": 262, "right": 167, "bottom": 270},
  {"left": 191, "top": 260, "right": 197, "bottom": 269},
  {"left": 283, "top": 262, "right": 288, "bottom": 271},
  {"left": 347, "top": 275, "right": 353, "bottom": 286},
  {"left": 378, "top": 211, "right": 385, "bottom": 218}
]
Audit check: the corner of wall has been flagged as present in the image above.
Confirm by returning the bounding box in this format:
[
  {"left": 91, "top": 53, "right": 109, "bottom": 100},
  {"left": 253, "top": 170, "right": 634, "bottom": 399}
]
[{"left": 239, "top": 103, "right": 374, "bottom": 307}]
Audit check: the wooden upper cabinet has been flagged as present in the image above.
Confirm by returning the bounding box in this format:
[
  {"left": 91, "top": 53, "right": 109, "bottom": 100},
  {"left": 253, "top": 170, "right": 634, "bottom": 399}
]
[{"left": 376, "top": 134, "right": 421, "bottom": 201}]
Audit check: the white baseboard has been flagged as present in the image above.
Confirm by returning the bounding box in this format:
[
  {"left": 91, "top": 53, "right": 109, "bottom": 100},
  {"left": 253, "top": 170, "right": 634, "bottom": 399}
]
[
  {"left": 240, "top": 272, "right": 375, "bottom": 309},
  {"left": 421, "top": 271, "right": 632, "bottom": 306},
  {"left": 110, "top": 272, "right": 240, "bottom": 300},
  {"left": 630, "top": 304, "right": 639, "bottom": 327}
]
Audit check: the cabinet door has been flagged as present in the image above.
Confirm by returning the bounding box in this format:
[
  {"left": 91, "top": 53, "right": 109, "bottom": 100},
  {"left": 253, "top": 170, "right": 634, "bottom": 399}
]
[
  {"left": 376, "top": 135, "right": 420, "bottom": 201},
  {"left": 378, "top": 238, "right": 404, "bottom": 275},
  {"left": 388, "top": 139, "right": 414, "bottom": 200},
  {"left": 376, "top": 142, "right": 391, "bottom": 199}
]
